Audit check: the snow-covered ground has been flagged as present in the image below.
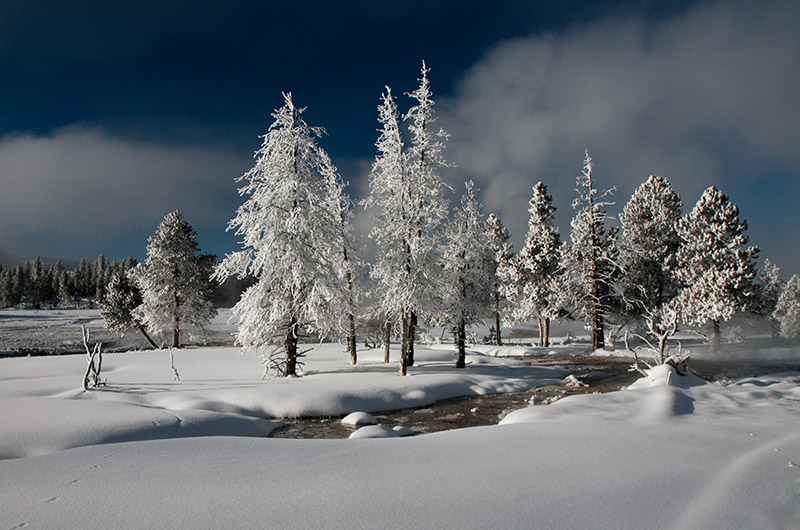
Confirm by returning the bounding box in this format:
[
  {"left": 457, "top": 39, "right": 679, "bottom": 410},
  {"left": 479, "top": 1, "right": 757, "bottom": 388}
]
[{"left": 1, "top": 311, "right": 799, "bottom": 528}]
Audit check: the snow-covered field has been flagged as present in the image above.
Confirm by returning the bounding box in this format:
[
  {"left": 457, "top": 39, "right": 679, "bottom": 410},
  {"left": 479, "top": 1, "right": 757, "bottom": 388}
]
[{"left": 1, "top": 311, "right": 799, "bottom": 529}]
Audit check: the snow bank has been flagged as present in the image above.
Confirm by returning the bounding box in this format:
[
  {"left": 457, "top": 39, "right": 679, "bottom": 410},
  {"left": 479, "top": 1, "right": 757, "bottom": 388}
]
[
  {"left": 0, "top": 342, "right": 567, "bottom": 458},
  {"left": 2, "top": 369, "right": 799, "bottom": 529}
]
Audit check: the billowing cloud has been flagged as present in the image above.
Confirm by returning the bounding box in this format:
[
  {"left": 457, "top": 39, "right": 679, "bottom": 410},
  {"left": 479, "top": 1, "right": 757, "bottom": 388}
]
[
  {"left": 0, "top": 127, "right": 248, "bottom": 259},
  {"left": 440, "top": 0, "right": 800, "bottom": 273}
]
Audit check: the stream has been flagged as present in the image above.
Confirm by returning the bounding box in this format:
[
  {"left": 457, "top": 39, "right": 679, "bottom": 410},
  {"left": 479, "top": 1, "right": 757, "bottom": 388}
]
[{"left": 271, "top": 355, "right": 641, "bottom": 439}]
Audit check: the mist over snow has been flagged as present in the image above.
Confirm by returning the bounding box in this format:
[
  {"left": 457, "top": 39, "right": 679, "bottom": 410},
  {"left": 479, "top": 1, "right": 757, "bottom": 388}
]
[
  {"left": 438, "top": 0, "right": 800, "bottom": 273},
  {"left": 0, "top": 127, "right": 247, "bottom": 260}
]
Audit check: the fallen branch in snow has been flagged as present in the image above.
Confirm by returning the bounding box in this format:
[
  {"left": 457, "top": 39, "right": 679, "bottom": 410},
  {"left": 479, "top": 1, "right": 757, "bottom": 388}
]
[{"left": 81, "top": 325, "right": 104, "bottom": 391}]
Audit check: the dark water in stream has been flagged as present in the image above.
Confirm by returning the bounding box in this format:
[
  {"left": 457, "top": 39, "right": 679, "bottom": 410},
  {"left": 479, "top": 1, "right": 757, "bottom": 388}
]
[{"left": 271, "top": 356, "right": 641, "bottom": 439}]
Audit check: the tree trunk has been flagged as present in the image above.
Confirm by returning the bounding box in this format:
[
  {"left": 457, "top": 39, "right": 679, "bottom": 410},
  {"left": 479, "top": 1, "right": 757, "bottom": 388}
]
[
  {"left": 285, "top": 317, "right": 299, "bottom": 377},
  {"left": 384, "top": 316, "right": 391, "bottom": 363},
  {"left": 537, "top": 317, "right": 544, "bottom": 347},
  {"left": 591, "top": 300, "right": 605, "bottom": 351},
  {"left": 494, "top": 309, "right": 502, "bottom": 346},
  {"left": 543, "top": 318, "right": 550, "bottom": 348},
  {"left": 138, "top": 324, "right": 161, "bottom": 349},
  {"left": 348, "top": 312, "right": 357, "bottom": 365},
  {"left": 400, "top": 310, "right": 408, "bottom": 376},
  {"left": 407, "top": 311, "right": 417, "bottom": 366},
  {"left": 455, "top": 319, "right": 466, "bottom": 368},
  {"left": 711, "top": 319, "right": 721, "bottom": 353}
]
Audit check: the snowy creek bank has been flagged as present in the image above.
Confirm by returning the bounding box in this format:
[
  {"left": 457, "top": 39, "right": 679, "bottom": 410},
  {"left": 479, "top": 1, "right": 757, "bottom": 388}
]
[{"left": 271, "top": 356, "right": 640, "bottom": 439}]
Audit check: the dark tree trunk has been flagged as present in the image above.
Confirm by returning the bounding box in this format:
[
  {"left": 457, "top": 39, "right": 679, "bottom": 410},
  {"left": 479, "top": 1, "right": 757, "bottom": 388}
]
[
  {"left": 592, "top": 303, "right": 605, "bottom": 351},
  {"left": 407, "top": 311, "right": 417, "bottom": 366},
  {"left": 348, "top": 312, "right": 357, "bottom": 365},
  {"left": 494, "top": 309, "right": 502, "bottom": 346},
  {"left": 172, "top": 327, "right": 180, "bottom": 349},
  {"left": 711, "top": 319, "right": 721, "bottom": 353},
  {"left": 138, "top": 324, "right": 160, "bottom": 349},
  {"left": 285, "top": 317, "right": 299, "bottom": 377},
  {"left": 384, "top": 316, "right": 391, "bottom": 363},
  {"left": 455, "top": 320, "right": 466, "bottom": 368},
  {"left": 543, "top": 318, "right": 550, "bottom": 348}
]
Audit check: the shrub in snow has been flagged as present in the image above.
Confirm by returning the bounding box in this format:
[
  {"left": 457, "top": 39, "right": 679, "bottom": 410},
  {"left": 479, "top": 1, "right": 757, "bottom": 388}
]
[
  {"left": 773, "top": 274, "right": 800, "bottom": 339},
  {"left": 674, "top": 187, "right": 758, "bottom": 352},
  {"left": 214, "top": 93, "right": 349, "bottom": 377}
]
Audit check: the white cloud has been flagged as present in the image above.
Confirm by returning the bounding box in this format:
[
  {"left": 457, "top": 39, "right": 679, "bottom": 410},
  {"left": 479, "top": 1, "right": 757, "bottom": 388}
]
[
  {"left": 0, "top": 127, "right": 247, "bottom": 258},
  {"left": 439, "top": 0, "right": 800, "bottom": 272}
]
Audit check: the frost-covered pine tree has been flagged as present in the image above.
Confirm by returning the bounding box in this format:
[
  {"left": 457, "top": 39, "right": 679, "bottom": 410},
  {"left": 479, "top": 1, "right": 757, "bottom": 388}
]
[
  {"left": 100, "top": 270, "right": 159, "bottom": 349},
  {"left": 323, "top": 160, "right": 362, "bottom": 365},
  {"left": 434, "top": 181, "right": 493, "bottom": 368},
  {"left": 365, "top": 65, "right": 449, "bottom": 376},
  {"left": 755, "top": 258, "right": 782, "bottom": 336},
  {"left": 773, "top": 274, "right": 800, "bottom": 339},
  {"left": 400, "top": 61, "right": 450, "bottom": 370},
  {"left": 501, "top": 182, "right": 562, "bottom": 347},
  {"left": 560, "top": 151, "right": 620, "bottom": 351},
  {"left": 131, "top": 210, "right": 217, "bottom": 377},
  {"left": 214, "top": 93, "right": 348, "bottom": 377},
  {"left": 485, "top": 213, "right": 513, "bottom": 346},
  {"left": 675, "top": 187, "right": 759, "bottom": 352},
  {"left": 618, "top": 175, "right": 682, "bottom": 331}
]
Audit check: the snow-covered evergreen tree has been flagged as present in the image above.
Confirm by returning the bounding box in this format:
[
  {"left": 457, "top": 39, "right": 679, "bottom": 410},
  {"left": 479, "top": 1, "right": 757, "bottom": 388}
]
[
  {"left": 674, "top": 187, "right": 759, "bottom": 352},
  {"left": 131, "top": 210, "right": 216, "bottom": 379},
  {"left": 485, "top": 213, "right": 513, "bottom": 345},
  {"left": 434, "top": 181, "right": 493, "bottom": 368},
  {"left": 619, "top": 175, "right": 682, "bottom": 331},
  {"left": 365, "top": 64, "right": 450, "bottom": 376},
  {"left": 399, "top": 60, "right": 451, "bottom": 372},
  {"left": 501, "top": 182, "right": 562, "bottom": 347},
  {"left": 100, "top": 271, "right": 159, "bottom": 349},
  {"left": 560, "top": 151, "right": 620, "bottom": 351},
  {"left": 773, "top": 274, "right": 800, "bottom": 339},
  {"left": 755, "top": 258, "right": 782, "bottom": 336},
  {"left": 214, "top": 93, "right": 348, "bottom": 377},
  {"left": 323, "top": 157, "right": 362, "bottom": 365}
]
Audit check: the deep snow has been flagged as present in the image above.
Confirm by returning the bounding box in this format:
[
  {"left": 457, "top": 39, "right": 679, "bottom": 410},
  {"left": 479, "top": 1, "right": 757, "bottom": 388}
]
[{"left": 1, "top": 310, "right": 799, "bottom": 529}]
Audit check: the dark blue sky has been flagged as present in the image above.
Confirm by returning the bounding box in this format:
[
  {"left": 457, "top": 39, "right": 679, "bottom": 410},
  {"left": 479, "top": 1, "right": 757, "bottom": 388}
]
[{"left": 1, "top": 0, "right": 798, "bottom": 275}]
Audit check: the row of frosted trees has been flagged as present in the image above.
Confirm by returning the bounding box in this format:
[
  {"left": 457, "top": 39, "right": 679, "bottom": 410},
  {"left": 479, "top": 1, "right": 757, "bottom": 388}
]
[
  {"left": 104, "top": 62, "right": 800, "bottom": 378},
  {"left": 0, "top": 255, "right": 136, "bottom": 309}
]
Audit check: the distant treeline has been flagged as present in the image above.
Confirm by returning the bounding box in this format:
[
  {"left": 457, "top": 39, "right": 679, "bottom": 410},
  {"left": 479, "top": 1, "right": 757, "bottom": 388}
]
[
  {"left": 0, "top": 255, "right": 136, "bottom": 309},
  {"left": 0, "top": 255, "right": 252, "bottom": 309}
]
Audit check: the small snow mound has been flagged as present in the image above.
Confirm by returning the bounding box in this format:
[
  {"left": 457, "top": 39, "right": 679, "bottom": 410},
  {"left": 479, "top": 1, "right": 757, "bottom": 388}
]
[
  {"left": 391, "top": 426, "right": 415, "bottom": 437},
  {"left": 628, "top": 364, "right": 706, "bottom": 390},
  {"left": 341, "top": 411, "right": 378, "bottom": 426},
  {"left": 565, "top": 375, "right": 587, "bottom": 388},
  {"left": 348, "top": 425, "right": 401, "bottom": 439}
]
